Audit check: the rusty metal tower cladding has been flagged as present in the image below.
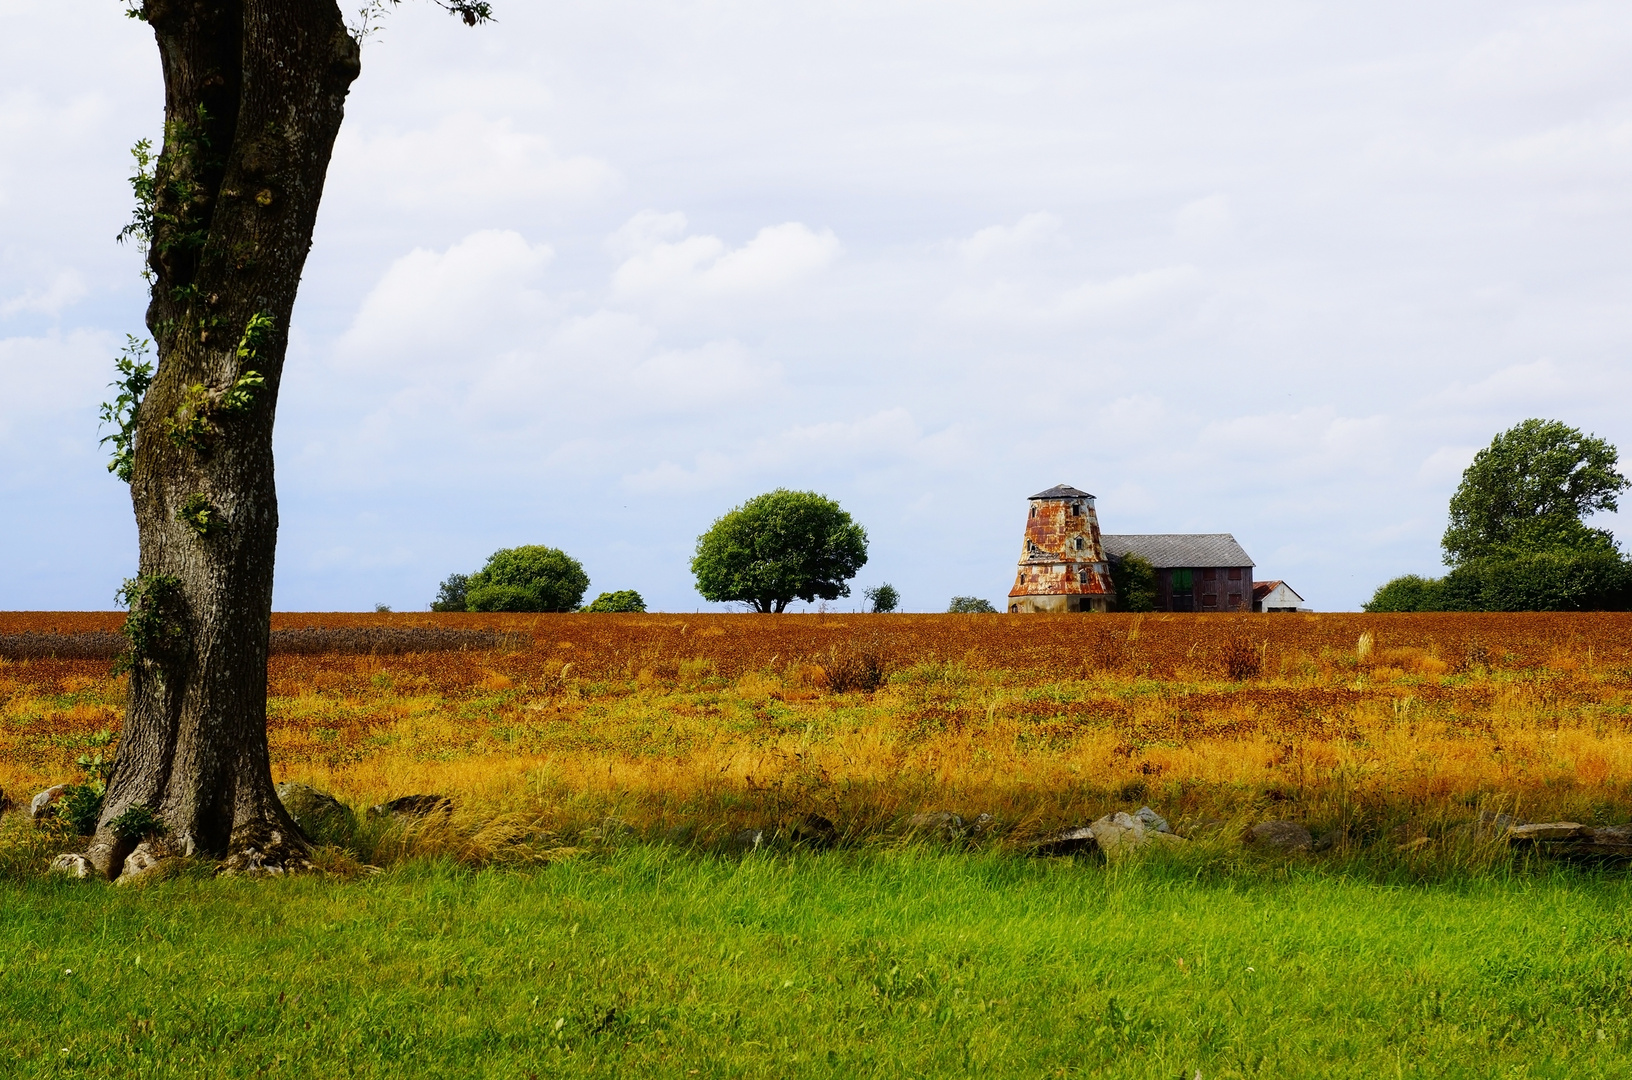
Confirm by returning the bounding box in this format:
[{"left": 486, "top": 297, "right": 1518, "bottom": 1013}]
[{"left": 1007, "top": 484, "right": 1115, "bottom": 613}]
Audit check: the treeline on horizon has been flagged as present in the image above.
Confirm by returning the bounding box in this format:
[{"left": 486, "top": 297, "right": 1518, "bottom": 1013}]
[{"left": 1367, "top": 418, "right": 1632, "bottom": 613}]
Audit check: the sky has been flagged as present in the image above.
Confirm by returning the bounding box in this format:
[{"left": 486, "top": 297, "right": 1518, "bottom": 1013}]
[{"left": 3, "top": 0, "right": 1630, "bottom": 613}]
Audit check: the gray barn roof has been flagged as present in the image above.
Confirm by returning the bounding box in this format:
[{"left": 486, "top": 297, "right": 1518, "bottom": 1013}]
[
  {"left": 1029, "top": 484, "right": 1094, "bottom": 500},
  {"left": 1101, "top": 533, "right": 1255, "bottom": 569}
]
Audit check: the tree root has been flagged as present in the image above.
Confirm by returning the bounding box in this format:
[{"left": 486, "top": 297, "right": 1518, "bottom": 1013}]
[{"left": 218, "top": 820, "right": 313, "bottom": 877}]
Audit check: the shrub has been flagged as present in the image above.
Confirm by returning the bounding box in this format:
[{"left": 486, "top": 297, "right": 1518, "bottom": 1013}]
[
  {"left": 1364, "top": 554, "right": 1632, "bottom": 613},
  {"left": 822, "top": 636, "right": 890, "bottom": 692},
  {"left": 1363, "top": 574, "right": 1446, "bottom": 613},
  {"left": 465, "top": 546, "right": 589, "bottom": 613},
  {"left": 1221, "top": 636, "right": 1262, "bottom": 680},
  {"left": 947, "top": 597, "right": 996, "bottom": 613},
  {"left": 60, "top": 784, "right": 104, "bottom": 836},
  {"left": 109, "top": 804, "right": 165, "bottom": 842},
  {"left": 1444, "top": 550, "right": 1632, "bottom": 612},
  {"left": 584, "top": 590, "right": 646, "bottom": 613},
  {"left": 466, "top": 584, "right": 541, "bottom": 613}
]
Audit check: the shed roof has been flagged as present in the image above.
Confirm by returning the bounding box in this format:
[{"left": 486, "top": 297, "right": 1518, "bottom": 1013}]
[
  {"left": 1029, "top": 484, "right": 1094, "bottom": 500},
  {"left": 1254, "top": 580, "right": 1303, "bottom": 603},
  {"left": 1101, "top": 533, "right": 1255, "bottom": 569}
]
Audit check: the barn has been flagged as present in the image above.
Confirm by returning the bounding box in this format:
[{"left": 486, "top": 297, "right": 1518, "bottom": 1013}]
[{"left": 1100, "top": 534, "right": 1256, "bottom": 613}]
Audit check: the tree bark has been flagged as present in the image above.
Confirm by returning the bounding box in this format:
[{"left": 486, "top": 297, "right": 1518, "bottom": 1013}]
[{"left": 86, "top": 0, "right": 360, "bottom": 878}]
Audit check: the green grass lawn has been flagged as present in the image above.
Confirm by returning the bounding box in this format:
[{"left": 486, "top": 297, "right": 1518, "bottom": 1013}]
[{"left": 2, "top": 845, "right": 1630, "bottom": 1078}]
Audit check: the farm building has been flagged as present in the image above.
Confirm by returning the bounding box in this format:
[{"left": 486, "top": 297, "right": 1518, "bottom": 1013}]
[
  {"left": 1007, "top": 484, "right": 1115, "bottom": 613},
  {"left": 1101, "top": 533, "right": 1256, "bottom": 613},
  {"left": 1253, "top": 580, "right": 1307, "bottom": 612}
]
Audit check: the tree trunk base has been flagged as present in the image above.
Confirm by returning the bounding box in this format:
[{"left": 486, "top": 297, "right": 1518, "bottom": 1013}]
[{"left": 219, "top": 820, "right": 313, "bottom": 877}]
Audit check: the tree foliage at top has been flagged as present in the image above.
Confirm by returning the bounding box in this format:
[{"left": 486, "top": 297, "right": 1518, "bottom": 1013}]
[
  {"left": 465, "top": 546, "right": 589, "bottom": 612},
  {"left": 947, "top": 596, "right": 997, "bottom": 613},
  {"left": 1442, "top": 418, "right": 1628, "bottom": 565},
  {"left": 691, "top": 490, "right": 868, "bottom": 613}
]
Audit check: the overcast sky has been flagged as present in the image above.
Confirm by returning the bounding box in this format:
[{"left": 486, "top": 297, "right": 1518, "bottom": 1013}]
[{"left": 3, "top": 1, "right": 1630, "bottom": 613}]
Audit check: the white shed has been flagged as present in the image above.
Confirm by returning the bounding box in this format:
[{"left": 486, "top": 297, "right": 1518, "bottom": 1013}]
[{"left": 1252, "top": 580, "right": 1307, "bottom": 613}]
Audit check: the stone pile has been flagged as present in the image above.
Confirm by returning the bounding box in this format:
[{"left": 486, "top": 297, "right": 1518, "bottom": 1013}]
[{"left": 1506, "top": 822, "right": 1632, "bottom": 862}]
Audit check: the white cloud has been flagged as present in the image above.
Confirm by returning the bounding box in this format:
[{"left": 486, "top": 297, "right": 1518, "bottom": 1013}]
[
  {"left": 611, "top": 220, "right": 840, "bottom": 302},
  {"left": 945, "top": 264, "right": 1200, "bottom": 327},
  {"left": 956, "top": 212, "right": 1064, "bottom": 264},
  {"left": 0, "top": 271, "right": 87, "bottom": 318},
  {"left": 336, "top": 230, "right": 555, "bottom": 374},
  {"left": 1417, "top": 445, "right": 1477, "bottom": 487},
  {"left": 1173, "top": 195, "right": 1233, "bottom": 245},
  {"left": 329, "top": 114, "right": 619, "bottom": 210}
]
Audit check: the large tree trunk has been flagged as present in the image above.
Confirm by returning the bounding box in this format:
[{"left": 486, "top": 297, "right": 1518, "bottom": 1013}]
[{"left": 85, "top": 0, "right": 360, "bottom": 879}]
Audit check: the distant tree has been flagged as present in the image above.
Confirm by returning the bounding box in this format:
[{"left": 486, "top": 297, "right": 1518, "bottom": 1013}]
[
  {"left": 947, "top": 596, "right": 997, "bottom": 613},
  {"left": 1362, "top": 574, "right": 1446, "bottom": 613},
  {"left": 691, "top": 490, "right": 868, "bottom": 613},
  {"left": 1110, "top": 554, "right": 1157, "bottom": 613},
  {"left": 465, "top": 546, "right": 589, "bottom": 613},
  {"left": 1364, "top": 419, "right": 1632, "bottom": 613},
  {"left": 864, "top": 583, "right": 900, "bottom": 613},
  {"left": 1443, "top": 419, "right": 1628, "bottom": 566},
  {"left": 584, "top": 590, "right": 647, "bottom": 613},
  {"left": 373, "top": 603, "right": 392, "bottom": 613},
  {"left": 430, "top": 573, "right": 470, "bottom": 612}
]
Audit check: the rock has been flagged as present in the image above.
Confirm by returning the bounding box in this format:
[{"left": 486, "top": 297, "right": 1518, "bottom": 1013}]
[
  {"left": 1090, "top": 811, "right": 1147, "bottom": 853},
  {"left": 1035, "top": 826, "right": 1100, "bottom": 858},
  {"left": 1311, "top": 829, "right": 1344, "bottom": 853},
  {"left": 49, "top": 853, "right": 95, "bottom": 879},
  {"left": 729, "top": 827, "right": 766, "bottom": 853},
  {"left": 1134, "top": 806, "right": 1172, "bottom": 834},
  {"left": 367, "top": 794, "right": 451, "bottom": 820},
  {"left": 30, "top": 784, "right": 69, "bottom": 822},
  {"left": 790, "top": 813, "right": 836, "bottom": 849},
  {"left": 116, "top": 839, "right": 181, "bottom": 886},
  {"left": 276, "top": 782, "right": 351, "bottom": 836},
  {"left": 906, "top": 811, "right": 966, "bottom": 840},
  {"left": 969, "top": 813, "right": 996, "bottom": 836},
  {"left": 1244, "top": 820, "right": 1313, "bottom": 852},
  {"left": 1507, "top": 822, "right": 1590, "bottom": 842}
]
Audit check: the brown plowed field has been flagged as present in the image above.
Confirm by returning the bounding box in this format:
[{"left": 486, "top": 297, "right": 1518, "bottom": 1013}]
[{"left": 4, "top": 612, "right": 1631, "bottom": 842}]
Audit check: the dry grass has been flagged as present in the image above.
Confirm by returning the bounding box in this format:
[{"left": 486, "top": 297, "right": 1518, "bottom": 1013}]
[{"left": 4, "top": 612, "right": 1632, "bottom": 853}]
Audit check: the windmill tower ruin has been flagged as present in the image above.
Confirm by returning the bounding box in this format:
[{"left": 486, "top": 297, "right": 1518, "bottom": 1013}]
[{"left": 1007, "top": 484, "right": 1115, "bottom": 613}]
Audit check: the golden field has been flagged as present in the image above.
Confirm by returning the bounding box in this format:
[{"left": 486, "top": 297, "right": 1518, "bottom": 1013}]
[{"left": 4, "top": 611, "right": 1632, "bottom": 849}]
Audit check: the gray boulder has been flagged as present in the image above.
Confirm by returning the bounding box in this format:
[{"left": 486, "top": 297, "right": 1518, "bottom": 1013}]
[
  {"left": 1134, "top": 806, "right": 1172, "bottom": 834},
  {"left": 1244, "top": 820, "right": 1313, "bottom": 852},
  {"left": 30, "top": 784, "right": 69, "bottom": 822},
  {"left": 367, "top": 794, "right": 451, "bottom": 820},
  {"left": 729, "top": 827, "right": 766, "bottom": 853},
  {"left": 1506, "top": 822, "right": 1589, "bottom": 842},
  {"left": 1090, "top": 811, "right": 1148, "bottom": 853},
  {"left": 1035, "top": 825, "right": 1100, "bottom": 858},
  {"left": 790, "top": 813, "right": 836, "bottom": 849},
  {"left": 49, "top": 853, "right": 95, "bottom": 879},
  {"left": 276, "top": 782, "right": 351, "bottom": 836},
  {"left": 906, "top": 811, "right": 966, "bottom": 840},
  {"left": 116, "top": 839, "right": 181, "bottom": 886}
]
